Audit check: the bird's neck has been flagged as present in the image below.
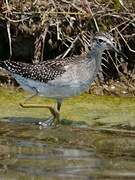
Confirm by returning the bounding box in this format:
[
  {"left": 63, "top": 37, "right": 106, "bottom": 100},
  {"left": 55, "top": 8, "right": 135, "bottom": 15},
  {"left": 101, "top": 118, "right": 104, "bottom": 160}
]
[
  {"left": 85, "top": 44, "right": 105, "bottom": 79},
  {"left": 86, "top": 43, "right": 104, "bottom": 63},
  {"left": 86, "top": 43, "right": 104, "bottom": 68}
]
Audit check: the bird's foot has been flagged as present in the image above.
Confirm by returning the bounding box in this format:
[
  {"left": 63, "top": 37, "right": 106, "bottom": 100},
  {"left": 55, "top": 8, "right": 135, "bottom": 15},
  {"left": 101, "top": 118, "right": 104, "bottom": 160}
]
[
  {"left": 37, "top": 116, "right": 60, "bottom": 128},
  {"left": 20, "top": 101, "right": 61, "bottom": 128},
  {"left": 38, "top": 117, "right": 54, "bottom": 128}
]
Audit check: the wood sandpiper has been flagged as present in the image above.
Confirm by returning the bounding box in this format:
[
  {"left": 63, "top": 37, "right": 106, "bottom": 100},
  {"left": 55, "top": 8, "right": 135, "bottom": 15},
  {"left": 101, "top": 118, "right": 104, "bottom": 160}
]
[{"left": 0, "top": 32, "right": 124, "bottom": 127}]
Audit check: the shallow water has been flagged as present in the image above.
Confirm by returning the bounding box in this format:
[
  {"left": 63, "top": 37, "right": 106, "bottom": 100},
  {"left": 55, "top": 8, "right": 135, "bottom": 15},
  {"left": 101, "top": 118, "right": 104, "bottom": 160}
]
[{"left": 0, "top": 88, "right": 135, "bottom": 179}]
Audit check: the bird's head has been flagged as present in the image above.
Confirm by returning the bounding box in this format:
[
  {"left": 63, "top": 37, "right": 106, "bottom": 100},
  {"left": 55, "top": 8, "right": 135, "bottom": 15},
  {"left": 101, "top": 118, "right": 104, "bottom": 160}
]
[
  {"left": 93, "top": 32, "right": 118, "bottom": 51},
  {"left": 92, "top": 32, "right": 127, "bottom": 58}
]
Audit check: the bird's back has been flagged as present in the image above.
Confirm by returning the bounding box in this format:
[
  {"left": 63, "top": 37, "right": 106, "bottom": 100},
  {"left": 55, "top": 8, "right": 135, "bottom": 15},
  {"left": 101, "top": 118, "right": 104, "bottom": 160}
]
[
  {"left": 0, "top": 55, "right": 96, "bottom": 98},
  {"left": 1, "top": 55, "right": 85, "bottom": 83}
]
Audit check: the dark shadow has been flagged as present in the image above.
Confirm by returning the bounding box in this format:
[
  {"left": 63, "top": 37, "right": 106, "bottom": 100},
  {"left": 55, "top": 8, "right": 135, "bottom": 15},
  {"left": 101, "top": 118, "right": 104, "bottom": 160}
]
[
  {"left": 3, "top": 116, "right": 45, "bottom": 125},
  {"left": 61, "top": 119, "right": 89, "bottom": 128},
  {"left": 2, "top": 116, "right": 89, "bottom": 128}
]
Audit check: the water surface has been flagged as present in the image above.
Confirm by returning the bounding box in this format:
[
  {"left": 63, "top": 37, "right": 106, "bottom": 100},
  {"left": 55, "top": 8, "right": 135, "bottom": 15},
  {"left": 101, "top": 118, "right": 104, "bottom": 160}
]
[{"left": 0, "top": 88, "right": 135, "bottom": 179}]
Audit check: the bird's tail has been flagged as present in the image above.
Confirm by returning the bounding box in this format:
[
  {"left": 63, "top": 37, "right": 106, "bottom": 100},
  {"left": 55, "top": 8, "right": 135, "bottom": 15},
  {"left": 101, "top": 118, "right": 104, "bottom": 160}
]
[{"left": 0, "top": 60, "right": 25, "bottom": 74}]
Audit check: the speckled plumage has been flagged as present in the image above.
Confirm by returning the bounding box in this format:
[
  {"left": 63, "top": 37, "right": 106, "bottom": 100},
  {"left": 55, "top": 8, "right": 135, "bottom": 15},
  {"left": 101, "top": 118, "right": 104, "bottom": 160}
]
[
  {"left": 0, "top": 33, "right": 119, "bottom": 100},
  {"left": 2, "top": 56, "right": 84, "bottom": 83},
  {"left": 0, "top": 33, "right": 121, "bottom": 126}
]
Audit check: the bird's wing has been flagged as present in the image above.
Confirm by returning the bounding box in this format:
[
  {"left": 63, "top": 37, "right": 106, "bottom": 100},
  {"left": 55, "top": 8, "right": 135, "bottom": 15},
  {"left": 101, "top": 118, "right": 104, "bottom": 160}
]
[
  {"left": 2, "top": 56, "right": 84, "bottom": 83},
  {"left": 40, "top": 55, "right": 84, "bottom": 69}
]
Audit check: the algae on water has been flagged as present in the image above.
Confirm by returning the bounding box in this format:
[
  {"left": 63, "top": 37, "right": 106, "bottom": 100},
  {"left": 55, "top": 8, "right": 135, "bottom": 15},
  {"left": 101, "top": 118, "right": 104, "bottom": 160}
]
[{"left": 0, "top": 88, "right": 134, "bottom": 128}]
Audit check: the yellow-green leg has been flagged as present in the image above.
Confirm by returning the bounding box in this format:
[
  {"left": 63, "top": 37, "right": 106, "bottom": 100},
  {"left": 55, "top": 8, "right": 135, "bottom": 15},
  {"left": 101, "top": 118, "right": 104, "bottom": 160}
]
[{"left": 20, "top": 94, "right": 62, "bottom": 127}]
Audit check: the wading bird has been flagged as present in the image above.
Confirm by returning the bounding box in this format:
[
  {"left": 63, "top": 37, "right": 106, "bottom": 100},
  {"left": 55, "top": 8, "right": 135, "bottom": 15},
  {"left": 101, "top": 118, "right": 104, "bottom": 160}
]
[{"left": 0, "top": 33, "right": 124, "bottom": 127}]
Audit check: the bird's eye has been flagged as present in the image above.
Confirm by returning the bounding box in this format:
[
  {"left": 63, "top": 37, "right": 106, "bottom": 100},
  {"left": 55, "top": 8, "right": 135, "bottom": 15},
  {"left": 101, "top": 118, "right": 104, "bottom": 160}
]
[{"left": 98, "top": 39, "right": 104, "bottom": 43}]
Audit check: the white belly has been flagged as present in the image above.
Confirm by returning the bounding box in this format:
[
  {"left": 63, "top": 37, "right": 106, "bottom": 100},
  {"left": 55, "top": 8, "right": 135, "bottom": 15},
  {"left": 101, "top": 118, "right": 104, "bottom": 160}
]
[{"left": 14, "top": 74, "right": 90, "bottom": 99}]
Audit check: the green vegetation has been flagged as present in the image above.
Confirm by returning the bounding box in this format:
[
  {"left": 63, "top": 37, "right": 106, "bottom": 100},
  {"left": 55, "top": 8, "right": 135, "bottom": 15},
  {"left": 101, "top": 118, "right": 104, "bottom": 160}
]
[{"left": 0, "top": 88, "right": 134, "bottom": 128}]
